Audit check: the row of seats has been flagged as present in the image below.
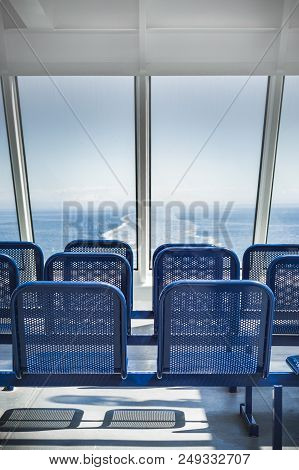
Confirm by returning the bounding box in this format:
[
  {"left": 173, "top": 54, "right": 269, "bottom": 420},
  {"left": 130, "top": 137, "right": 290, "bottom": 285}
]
[
  {"left": 0, "top": 239, "right": 297, "bottom": 449},
  {"left": 7, "top": 279, "right": 273, "bottom": 380},
  {"left": 1, "top": 240, "right": 299, "bottom": 338}
]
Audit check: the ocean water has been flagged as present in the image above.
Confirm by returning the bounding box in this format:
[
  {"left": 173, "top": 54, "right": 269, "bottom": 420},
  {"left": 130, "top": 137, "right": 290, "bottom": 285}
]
[{"left": 0, "top": 205, "right": 299, "bottom": 265}]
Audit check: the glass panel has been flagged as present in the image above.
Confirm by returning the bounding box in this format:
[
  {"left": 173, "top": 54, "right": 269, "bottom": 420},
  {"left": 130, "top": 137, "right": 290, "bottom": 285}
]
[
  {"left": 150, "top": 76, "right": 268, "bottom": 263},
  {"left": 0, "top": 84, "right": 19, "bottom": 240},
  {"left": 18, "top": 77, "right": 137, "bottom": 264},
  {"left": 268, "top": 76, "right": 299, "bottom": 244}
]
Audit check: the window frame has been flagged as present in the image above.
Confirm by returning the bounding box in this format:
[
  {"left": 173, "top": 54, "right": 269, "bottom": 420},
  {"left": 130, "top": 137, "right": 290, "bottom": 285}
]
[{"left": 0, "top": 78, "right": 21, "bottom": 240}]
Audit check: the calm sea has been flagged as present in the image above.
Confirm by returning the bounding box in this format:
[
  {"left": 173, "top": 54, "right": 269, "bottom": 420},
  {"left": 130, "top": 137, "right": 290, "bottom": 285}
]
[{"left": 1, "top": 206, "right": 299, "bottom": 264}]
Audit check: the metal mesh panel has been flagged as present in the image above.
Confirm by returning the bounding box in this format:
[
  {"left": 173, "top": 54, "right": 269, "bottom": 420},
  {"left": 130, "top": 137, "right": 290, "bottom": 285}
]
[
  {"left": 65, "top": 240, "right": 133, "bottom": 270},
  {"left": 154, "top": 248, "right": 239, "bottom": 329},
  {"left": 152, "top": 243, "right": 214, "bottom": 268},
  {"left": 243, "top": 244, "right": 299, "bottom": 283},
  {"left": 159, "top": 282, "right": 271, "bottom": 375},
  {"left": 14, "top": 283, "right": 123, "bottom": 375},
  {"left": 45, "top": 253, "right": 130, "bottom": 309},
  {"left": 0, "top": 242, "right": 43, "bottom": 283},
  {"left": 0, "top": 255, "right": 18, "bottom": 334},
  {"left": 267, "top": 256, "right": 299, "bottom": 334}
]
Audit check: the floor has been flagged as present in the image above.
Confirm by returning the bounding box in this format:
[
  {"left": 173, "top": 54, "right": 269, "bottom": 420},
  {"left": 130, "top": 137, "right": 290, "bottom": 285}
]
[{"left": 0, "top": 317, "right": 299, "bottom": 450}]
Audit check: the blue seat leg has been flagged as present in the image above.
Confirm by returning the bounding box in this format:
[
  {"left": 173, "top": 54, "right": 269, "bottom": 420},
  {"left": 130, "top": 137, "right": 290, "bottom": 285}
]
[
  {"left": 272, "top": 385, "right": 282, "bottom": 450},
  {"left": 229, "top": 386, "right": 238, "bottom": 393},
  {"left": 2, "top": 385, "right": 14, "bottom": 391},
  {"left": 240, "top": 386, "right": 259, "bottom": 436}
]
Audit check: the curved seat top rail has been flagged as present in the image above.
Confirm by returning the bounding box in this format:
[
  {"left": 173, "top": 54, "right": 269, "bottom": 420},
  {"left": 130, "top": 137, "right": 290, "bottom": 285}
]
[
  {"left": 152, "top": 243, "right": 215, "bottom": 268},
  {"left": 157, "top": 280, "right": 274, "bottom": 378},
  {"left": 0, "top": 241, "right": 44, "bottom": 283},
  {"left": 242, "top": 244, "right": 299, "bottom": 283},
  {"left": 11, "top": 281, "right": 127, "bottom": 379},
  {"left": 267, "top": 255, "right": 299, "bottom": 335},
  {"left": 153, "top": 246, "right": 240, "bottom": 329},
  {"left": 0, "top": 254, "right": 19, "bottom": 333},
  {"left": 64, "top": 240, "right": 134, "bottom": 271}
]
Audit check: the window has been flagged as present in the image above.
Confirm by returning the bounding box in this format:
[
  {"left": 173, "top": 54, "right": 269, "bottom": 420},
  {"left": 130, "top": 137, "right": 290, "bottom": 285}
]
[
  {"left": 268, "top": 77, "right": 299, "bottom": 243},
  {"left": 150, "top": 76, "right": 268, "bottom": 263},
  {"left": 18, "top": 76, "right": 137, "bottom": 264},
  {"left": 0, "top": 83, "right": 19, "bottom": 240}
]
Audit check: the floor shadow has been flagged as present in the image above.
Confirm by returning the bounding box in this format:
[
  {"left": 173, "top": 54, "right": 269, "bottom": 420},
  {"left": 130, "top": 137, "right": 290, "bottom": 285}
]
[
  {"left": 50, "top": 395, "right": 201, "bottom": 408},
  {"left": 0, "top": 408, "right": 83, "bottom": 432},
  {"left": 101, "top": 409, "right": 185, "bottom": 429}
]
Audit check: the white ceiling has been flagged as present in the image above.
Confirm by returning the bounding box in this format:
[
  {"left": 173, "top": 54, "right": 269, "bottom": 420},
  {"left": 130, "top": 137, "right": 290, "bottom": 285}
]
[{"left": 0, "top": 0, "right": 298, "bottom": 75}]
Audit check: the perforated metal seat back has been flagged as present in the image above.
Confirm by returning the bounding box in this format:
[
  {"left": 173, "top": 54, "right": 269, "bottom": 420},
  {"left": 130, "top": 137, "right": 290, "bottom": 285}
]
[
  {"left": 44, "top": 253, "right": 132, "bottom": 313},
  {"left": 158, "top": 281, "right": 273, "bottom": 376},
  {"left": 64, "top": 240, "right": 133, "bottom": 271},
  {"left": 12, "top": 282, "right": 127, "bottom": 376},
  {"left": 153, "top": 247, "right": 240, "bottom": 329},
  {"left": 0, "top": 255, "right": 19, "bottom": 334},
  {"left": 242, "top": 244, "right": 299, "bottom": 283},
  {"left": 0, "top": 242, "right": 44, "bottom": 284},
  {"left": 152, "top": 243, "right": 215, "bottom": 268},
  {"left": 267, "top": 256, "right": 299, "bottom": 335}
]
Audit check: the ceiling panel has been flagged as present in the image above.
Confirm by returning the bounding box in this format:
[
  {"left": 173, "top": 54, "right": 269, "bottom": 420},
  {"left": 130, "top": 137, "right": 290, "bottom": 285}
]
[
  {"left": 147, "top": 0, "right": 284, "bottom": 29},
  {"left": 40, "top": 0, "right": 139, "bottom": 29}
]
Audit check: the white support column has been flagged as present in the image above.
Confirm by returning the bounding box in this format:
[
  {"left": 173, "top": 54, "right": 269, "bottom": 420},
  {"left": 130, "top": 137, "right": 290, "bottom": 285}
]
[
  {"left": 135, "top": 0, "right": 150, "bottom": 284},
  {"left": 1, "top": 75, "right": 33, "bottom": 241},
  {"left": 253, "top": 75, "right": 284, "bottom": 244},
  {"left": 135, "top": 75, "right": 150, "bottom": 283},
  {"left": 0, "top": 9, "right": 7, "bottom": 75}
]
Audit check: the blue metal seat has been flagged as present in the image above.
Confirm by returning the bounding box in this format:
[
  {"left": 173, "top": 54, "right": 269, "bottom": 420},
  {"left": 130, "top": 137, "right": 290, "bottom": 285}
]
[
  {"left": 153, "top": 247, "right": 240, "bottom": 332},
  {"left": 152, "top": 243, "right": 214, "bottom": 268},
  {"left": 267, "top": 256, "right": 299, "bottom": 335},
  {"left": 242, "top": 244, "right": 299, "bottom": 283},
  {"left": 0, "top": 255, "right": 19, "bottom": 337},
  {"left": 157, "top": 280, "right": 274, "bottom": 378},
  {"left": 11, "top": 282, "right": 127, "bottom": 379},
  {"left": 241, "top": 245, "right": 299, "bottom": 436},
  {"left": 0, "top": 242, "right": 44, "bottom": 284},
  {"left": 64, "top": 240, "right": 134, "bottom": 271},
  {"left": 0, "top": 279, "right": 285, "bottom": 449},
  {"left": 44, "top": 252, "right": 132, "bottom": 333}
]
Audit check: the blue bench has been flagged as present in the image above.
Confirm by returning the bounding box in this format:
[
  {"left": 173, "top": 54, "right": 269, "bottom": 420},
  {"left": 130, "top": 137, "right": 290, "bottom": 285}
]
[
  {"left": 243, "top": 243, "right": 299, "bottom": 282},
  {"left": 0, "top": 255, "right": 19, "bottom": 341},
  {"left": 267, "top": 255, "right": 299, "bottom": 336},
  {"left": 157, "top": 280, "right": 273, "bottom": 377},
  {"left": 153, "top": 247, "right": 240, "bottom": 332},
  {"left": 0, "top": 242, "right": 44, "bottom": 284},
  {"left": 9, "top": 281, "right": 128, "bottom": 379},
  {"left": 44, "top": 252, "right": 132, "bottom": 333},
  {"left": 243, "top": 244, "right": 299, "bottom": 345},
  {"left": 0, "top": 279, "right": 285, "bottom": 449}
]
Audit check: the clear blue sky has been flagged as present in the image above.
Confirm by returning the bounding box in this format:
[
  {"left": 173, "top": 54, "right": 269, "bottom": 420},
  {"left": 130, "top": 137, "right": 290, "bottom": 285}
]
[
  {"left": 18, "top": 76, "right": 136, "bottom": 210},
  {"left": 151, "top": 75, "right": 267, "bottom": 206}
]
